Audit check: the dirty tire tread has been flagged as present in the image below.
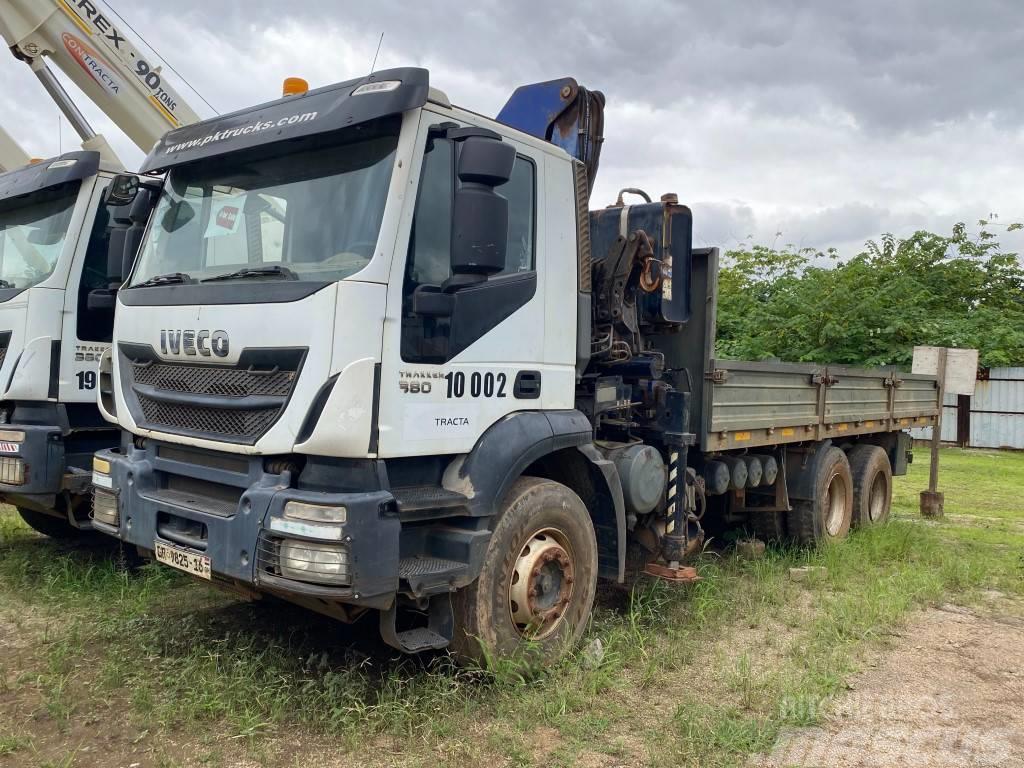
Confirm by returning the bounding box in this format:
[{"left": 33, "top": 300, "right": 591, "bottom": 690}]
[
  {"left": 848, "top": 444, "right": 892, "bottom": 527},
  {"left": 787, "top": 446, "right": 854, "bottom": 546},
  {"left": 748, "top": 510, "right": 787, "bottom": 543},
  {"left": 450, "top": 476, "right": 598, "bottom": 666},
  {"left": 16, "top": 507, "right": 84, "bottom": 539}
]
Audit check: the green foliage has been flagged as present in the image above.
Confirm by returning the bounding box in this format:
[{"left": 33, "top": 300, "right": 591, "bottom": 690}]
[{"left": 716, "top": 222, "right": 1024, "bottom": 367}]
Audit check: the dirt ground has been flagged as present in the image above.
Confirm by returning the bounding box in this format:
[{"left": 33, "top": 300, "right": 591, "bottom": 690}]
[{"left": 753, "top": 596, "right": 1024, "bottom": 768}]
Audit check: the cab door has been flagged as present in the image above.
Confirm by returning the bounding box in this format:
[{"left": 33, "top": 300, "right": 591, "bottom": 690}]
[
  {"left": 58, "top": 178, "right": 119, "bottom": 404},
  {"left": 376, "top": 109, "right": 571, "bottom": 459}
]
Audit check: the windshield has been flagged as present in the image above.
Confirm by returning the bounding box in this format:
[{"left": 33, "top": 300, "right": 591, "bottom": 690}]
[
  {"left": 0, "top": 181, "right": 80, "bottom": 290},
  {"left": 129, "top": 118, "right": 400, "bottom": 287}
]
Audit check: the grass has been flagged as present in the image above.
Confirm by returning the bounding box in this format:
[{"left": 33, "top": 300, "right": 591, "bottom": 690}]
[{"left": 0, "top": 447, "right": 1021, "bottom": 767}]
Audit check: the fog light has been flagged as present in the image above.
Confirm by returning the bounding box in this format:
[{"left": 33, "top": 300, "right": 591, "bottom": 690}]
[
  {"left": 0, "top": 456, "right": 25, "bottom": 485},
  {"left": 92, "top": 488, "right": 118, "bottom": 526},
  {"left": 283, "top": 501, "right": 346, "bottom": 524},
  {"left": 278, "top": 538, "right": 350, "bottom": 586}
]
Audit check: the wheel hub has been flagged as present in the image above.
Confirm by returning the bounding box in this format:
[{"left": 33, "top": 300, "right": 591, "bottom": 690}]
[{"left": 509, "top": 528, "right": 575, "bottom": 638}]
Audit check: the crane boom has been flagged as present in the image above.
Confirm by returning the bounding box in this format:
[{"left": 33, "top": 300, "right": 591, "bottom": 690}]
[
  {"left": 0, "top": 126, "right": 31, "bottom": 172},
  {"left": 0, "top": 0, "right": 202, "bottom": 162}
]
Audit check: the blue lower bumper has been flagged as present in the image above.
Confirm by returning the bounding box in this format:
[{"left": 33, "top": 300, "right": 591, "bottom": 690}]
[{"left": 93, "top": 442, "right": 400, "bottom": 609}]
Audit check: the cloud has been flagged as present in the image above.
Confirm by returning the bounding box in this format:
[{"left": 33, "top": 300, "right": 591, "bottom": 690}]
[{"left": 2, "top": 0, "right": 1021, "bottom": 259}]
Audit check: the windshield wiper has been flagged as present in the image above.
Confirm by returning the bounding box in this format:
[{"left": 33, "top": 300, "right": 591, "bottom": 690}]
[
  {"left": 131, "top": 272, "right": 195, "bottom": 288},
  {"left": 201, "top": 265, "right": 299, "bottom": 282},
  {"left": 0, "top": 279, "right": 13, "bottom": 289}
]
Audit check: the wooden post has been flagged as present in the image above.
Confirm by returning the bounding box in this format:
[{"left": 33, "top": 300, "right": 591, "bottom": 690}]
[{"left": 920, "top": 347, "right": 946, "bottom": 517}]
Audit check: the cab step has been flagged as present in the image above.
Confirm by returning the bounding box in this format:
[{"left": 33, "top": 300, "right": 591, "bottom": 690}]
[
  {"left": 392, "top": 485, "right": 471, "bottom": 517},
  {"left": 380, "top": 594, "right": 453, "bottom": 654},
  {"left": 399, "top": 556, "right": 468, "bottom": 594}
]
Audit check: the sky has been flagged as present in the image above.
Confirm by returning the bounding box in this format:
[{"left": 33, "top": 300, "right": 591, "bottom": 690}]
[{"left": 3, "top": 0, "right": 1022, "bottom": 258}]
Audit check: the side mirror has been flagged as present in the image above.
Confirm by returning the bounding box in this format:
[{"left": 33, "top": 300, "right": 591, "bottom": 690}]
[
  {"left": 105, "top": 174, "right": 139, "bottom": 206},
  {"left": 450, "top": 135, "right": 516, "bottom": 280}
]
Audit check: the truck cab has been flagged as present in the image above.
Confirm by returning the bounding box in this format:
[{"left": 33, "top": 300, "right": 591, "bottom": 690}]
[
  {"left": 0, "top": 151, "right": 151, "bottom": 535},
  {"left": 93, "top": 68, "right": 587, "bottom": 646}
]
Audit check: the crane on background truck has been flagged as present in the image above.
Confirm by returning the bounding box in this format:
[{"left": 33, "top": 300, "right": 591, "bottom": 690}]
[
  {"left": 88, "top": 67, "right": 940, "bottom": 664},
  {"left": 0, "top": 0, "right": 200, "bottom": 538},
  {"left": 0, "top": 127, "right": 31, "bottom": 173}
]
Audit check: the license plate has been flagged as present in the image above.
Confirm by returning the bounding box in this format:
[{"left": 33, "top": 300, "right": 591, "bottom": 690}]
[{"left": 154, "top": 541, "right": 211, "bottom": 580}]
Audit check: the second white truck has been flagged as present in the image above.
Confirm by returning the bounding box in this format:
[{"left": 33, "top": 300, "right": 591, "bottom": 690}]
[{"left": 0, "top": 0, "right": 199, "bottom": 535}]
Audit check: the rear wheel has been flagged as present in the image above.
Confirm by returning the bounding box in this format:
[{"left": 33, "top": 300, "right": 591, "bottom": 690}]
[
  {"left": 450, "top": 476, "right": 598, "bottom": 665},
  {"left": 17, "top": 507, "right": 84, "bottom": 539},
  {"left": 748, "top": 510, "right": 787, "bottom": 543},
  {"left": 788, "top": 447, "right": 853, "bottom": 546},
  {"left": 849, "top": 444, "right": 892, "bottom": 526}
]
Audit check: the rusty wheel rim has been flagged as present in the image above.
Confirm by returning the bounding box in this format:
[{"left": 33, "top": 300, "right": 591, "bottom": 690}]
[
  {"left": 824, "top": 471, "right": 850, "bottom": 537},
  {"left": 508, "top": 527, "right": 575, "bottom": 639},
  {"left": 868, "top": 472, "right": 887, "bottom": 522}
]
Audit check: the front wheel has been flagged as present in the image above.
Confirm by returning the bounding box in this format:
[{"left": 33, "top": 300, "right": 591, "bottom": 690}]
[
  {"left": 17, "top": 507, "right": 86, "bottom": 540},
  {"left": 450, "top": 477, "right": 598, "bottom": 665}
]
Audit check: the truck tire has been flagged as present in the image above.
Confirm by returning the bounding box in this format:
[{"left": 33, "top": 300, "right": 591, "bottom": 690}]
[
  {"left": 748, "top": 510, "right": 787, "bottom": 543},
  {"left": 848, "top": 444, "right": 892, "bottom": 527},
  {"left": 788, "top": 447, "right": 853, "bottom": 546},
  {"left": 17, "top": 507, "right": 83, "bottom": 539},
  {"left": 450, "top": 476, "right": 598, "bottom": 666}
]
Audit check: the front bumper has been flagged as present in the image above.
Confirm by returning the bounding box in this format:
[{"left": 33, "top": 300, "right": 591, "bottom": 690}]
[
  {"left": 92, "top": 441, "right": 400, "bottom": 608},
  {"left": 0, "top": 423, "right": 92, "bottom": 515}
]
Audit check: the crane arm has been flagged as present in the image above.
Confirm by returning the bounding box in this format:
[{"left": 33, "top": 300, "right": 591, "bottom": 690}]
[
  {"left": 0, "top": 0, "right": 202, "bottom": 164},
  {"left": 0, "top": 126, "right": 31, "bottom": 172},
  {"left": 497, "top": 78, "right": 605, "bottom": 191}
]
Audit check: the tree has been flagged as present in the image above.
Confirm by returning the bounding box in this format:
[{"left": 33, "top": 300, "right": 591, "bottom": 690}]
[{"left": 715, "top": 222, "right": 1024, "bottom": 368}]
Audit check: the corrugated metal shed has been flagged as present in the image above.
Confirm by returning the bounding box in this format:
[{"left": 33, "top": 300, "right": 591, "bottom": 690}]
[{"left": 911, "top": 367, "right": 1024, "bottom": 449}]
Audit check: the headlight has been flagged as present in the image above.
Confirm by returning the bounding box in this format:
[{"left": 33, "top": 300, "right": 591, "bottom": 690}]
[
  {"left": 92, "top": 488, "right": 118, "bottom": 526},
  {"left": 0, "top": 457, "right": 24, "bottom": 485},
  {"left": 278, "top": 539, "right": 350, "bottom": 586},
  {"left": 0, "top": 430, "right": 25, "bottom": 443},
  {"left": 283, "top": 501, "right": 347, "bottom": 524}
]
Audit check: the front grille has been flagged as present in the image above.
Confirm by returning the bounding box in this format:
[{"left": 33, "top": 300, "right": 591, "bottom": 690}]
[
  {"left": 132, "top": 361, "right": 295, "bottom": 397},
  {"left": 120, "top": 345, "right": 306, "bottom": 444},
  {"left": 137, "top": 397, "right": 281, "bottom": 440}
]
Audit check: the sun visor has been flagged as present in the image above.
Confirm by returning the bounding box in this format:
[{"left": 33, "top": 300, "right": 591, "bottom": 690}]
[
  {"left": 0, "top": 151, "right": 100, "bottom": 204},
  {"left": 141, "top": 67, "right": 430, "bottom": 173}
]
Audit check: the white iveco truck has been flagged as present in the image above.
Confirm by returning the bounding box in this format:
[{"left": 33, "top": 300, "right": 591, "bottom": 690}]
[
  {"left": 0, "top": 0, "right": 198, "bottom": 536},
  {"left": 91, "top": 68, "right": 939, "bottom": 661}
]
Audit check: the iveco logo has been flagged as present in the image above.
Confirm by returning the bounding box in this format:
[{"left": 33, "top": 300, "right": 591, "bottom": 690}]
[{"left": 160, "top": 330, "right": 229, "bottom": 357}]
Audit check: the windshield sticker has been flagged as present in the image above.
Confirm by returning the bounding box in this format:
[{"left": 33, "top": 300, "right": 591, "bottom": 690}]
[
  {"left": 204, "top": 197, "right": 244, "bottom": 238},
  {"left": 62, "top": 33, "right": 121, "bottom": 97}
]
